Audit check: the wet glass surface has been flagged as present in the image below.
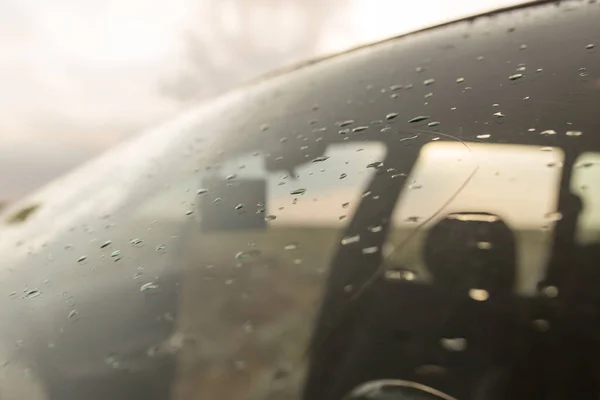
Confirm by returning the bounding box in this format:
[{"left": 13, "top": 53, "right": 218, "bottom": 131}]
[{"left": 1, "top": 1, "right": 600, "bottom": 399}]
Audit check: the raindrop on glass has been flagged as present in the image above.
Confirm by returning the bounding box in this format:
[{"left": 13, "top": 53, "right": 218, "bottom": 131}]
[
  {"left": 312, "top": 156, "right": 329, "bottom": 163},
  {"left": 493, "top": 112, "right": 505, "bottom": 118},
  {"left": 566, "top": 130, "right": 583, "bottom": 136},
  {"left": 477, "top": 241, "right": 492, "bottom": 250},
  {"left": 469, "top": 288, "right": 489, "bottom": 301},
  {"left": 341, "top": 235, "right": 361, "bottom": 245},
  {"left": 386, "top": 113, "right": 399, "bottom": 120},
  {"left": 362, "top": 246, "right": 379, "bottom": 254},
  {"left": 408, "top": 116, "right": 429, "bottom": 123},
  {"left": 509, "top": 73, "right": 524, "bottom": 81},
  {"left": 440, "top": 338, "right": 467, "bottom": 352},
  {"left": 196, "top": 188, "right": 209, "bottom": 195},
  {"left": 428, "top": 121, "right": 440, "bottom": 127},
  {"left": 77, "top": 256, "right": 87, "bottom": 263},
  {"left": 477, "top": 134, "right": 491, "bottom": 139},
  {"left": 385, "top": 269, "right": 416, "bottom": 281},
  {"left": 544, "top": 211, "right": 563, "bottom": 221},
  {"left": 284, "top": 243, "right": 298, "bottom": 251},
  {"left": 540, "top": 129, "right": 557, "bottom": 135},
  {"left": 532, "top": 319, "right": 550, "bottom": 332},
  {"left": 456, "top": 77, "right": 465, "bottom": 83},
  {"left": 25, "top": 289, "right": 41, "bottom": 299},
  {"left": 100, "top": 241, "right": 111, "bottom": 249},
  {"left": 140, "top": 282, "right": 160, "bottom": 292},
  {"left": 423, "top": 78, "right": 435, "bottom": 86},
  {"left": 290, "top": 188, "right": 307, "bottom": 195},
  {"left": 541, "top": 285, "right": 559, "bottom": 298}
]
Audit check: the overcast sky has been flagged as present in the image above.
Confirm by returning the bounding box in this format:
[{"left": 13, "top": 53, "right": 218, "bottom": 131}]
[{"left": 0, "top": 0, "right": 524, "bottom": 202}]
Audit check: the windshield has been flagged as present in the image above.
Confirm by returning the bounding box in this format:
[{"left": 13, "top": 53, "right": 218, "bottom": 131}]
[{"left": 1, "top": 1, "right": 600, "bottom": 399}]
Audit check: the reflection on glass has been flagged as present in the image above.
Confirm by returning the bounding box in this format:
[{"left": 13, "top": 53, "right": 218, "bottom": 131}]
[
  {"left": 386, "top": 142, "right": 564, "bottom": 296},
  {"left": 571, "top": 152, "right": 600, "bottom": 246},
  {"left": 171, "top": 142, "right": 386, "bottom": 399}
]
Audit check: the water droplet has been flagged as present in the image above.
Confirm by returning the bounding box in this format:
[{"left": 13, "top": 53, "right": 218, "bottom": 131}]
[
  {"left": 111, "top": 250, "right": 121, "bottom": 258},
  {"left": 226, "top": 174, "right": 237, "bottom": 180},
  {"left": 540, "top": 129, "right": 557, "bottom": 135},
  {"left": 342, "top": 202, "right": 350, "bottom": 209},
  {"left": 362, "top": 246, "right": 379, "bottom": 254},
  {"left": 386, "top": 113, "right": 399, "bottom": 120},
  {"left": 469, "top": 288, "right": 489, "bottom": 301},
  {"left": 339, "top": 120, "right": 354, "bottom": 127},
  {"left": 519, "top": 44, "right": 528, "bottom": 50},
  {"left": 440, "top": 338, "right": 467, "bottom": 352},
  {"left": 408, "top": 181, "right": 422, "bottom": 189},
  {"left": 415, "top": 66, "right": 425, "bottom": 73},
  {"left": 100, "top": 240, "right": 111, "bottom": 249},
  {"left": 213, "top": 197, "right": 222, "bottom": 203},
  {"left": 532, "top": 319, "right": 549, "bottom": 332},
  {"left": 546, "top": 161, "right": 563, "bottom": 168},
  {"left": 25, "top": 289, "right": 41, "bottom": 299},
  {"left": 477, "top": 241, "right": 492, "bottom": 250},
  {"left": 424, "top": 92, "right": 433, "bottom": 99},
  {"left": 339, "top": 128, "right": 350, "bottom": 135},
  {"left": 476, "top": 55, "right": 485, "bottom": 61},
  {"left": 352, "top": 126, "right": 368, "bottom": 133},
  {"left": 385, "top": 269, "right": 416, "bottom": 281},
  {"left": 368, "top": 225, "right": 383, "bottom": 233},
  {"left": 265, "top": 214, "right": 277, "bottom": 221},
  {"left": 423, "top": 78, "right": 435, "bottom": 86},
  {"left": 341, "top": 235, "right": 360, "bottom": 245},
  {"left": 312, "top": 156, "right": 329, "bottom": 163},
  {"left": 131, "top": 238, "right": 144, "bottom": 247},
  {"left": 362, "top": 191, "right": 372, "bottom": 198},
  {"left": 235, "top": 250, "right": 261, "bottom": 260},
  {"left": 67, "top": 310, "right": 78, "bottom": 319},
  {"left": 156, "top": 244, "right": 167, "bottom": 252},
  {"left": 509, "top": 73, "right": 524, "bottom": 81},
  {"left": 339, "top": 173, "right": 347, "bottom": 179},
  {"left": 260, "top": 123, "right": 270, "bottom": 132},
  {"left": 405, "top": 216, "right": 421, "bottom": 223},
  {"left": 544, "top": 211, "right": 563, "bottom": 221},
  {"left": 456, "top": 77, "right": 465, "bottom": 83},
  {"left": 390, "top": 84, "right": 404, "bottom": 91},
  {"left": 284, "top": 243, "right": 298, "bottom": 251},
  {"left": 196, "top": 188, "right": 208, "bottom": 195},
  {"left": 408, "top": 116, "right": 429, "bottom": 123},
  {"left": 477, "top": 134, "right": 491, "bottom": 139},
  {"left": 493, "top": 112, "right": 505, "bottom": 118},
  {"left": 77, "top": 256, "right": 87, "bottom": 263},
  {"left": 541, "top": 285, "right": 559, "bottom": 298},
  {"left": 566, "top": 130, "right": 583, "bottom": 136},
  {"left": 141, "top": 282, "right": 160, "bottom": 292},
  {"left": 428, "top": 121, "right": 440, "bottom": 127},
  {"left": 234, "top": 204, "right": 244, "bottom": 210},
  {"left": 586, "top": 43, "right": 595, "bottom": 49},
  {"left": 290, "top": 188, "right": 306, "bottom": 195}
]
